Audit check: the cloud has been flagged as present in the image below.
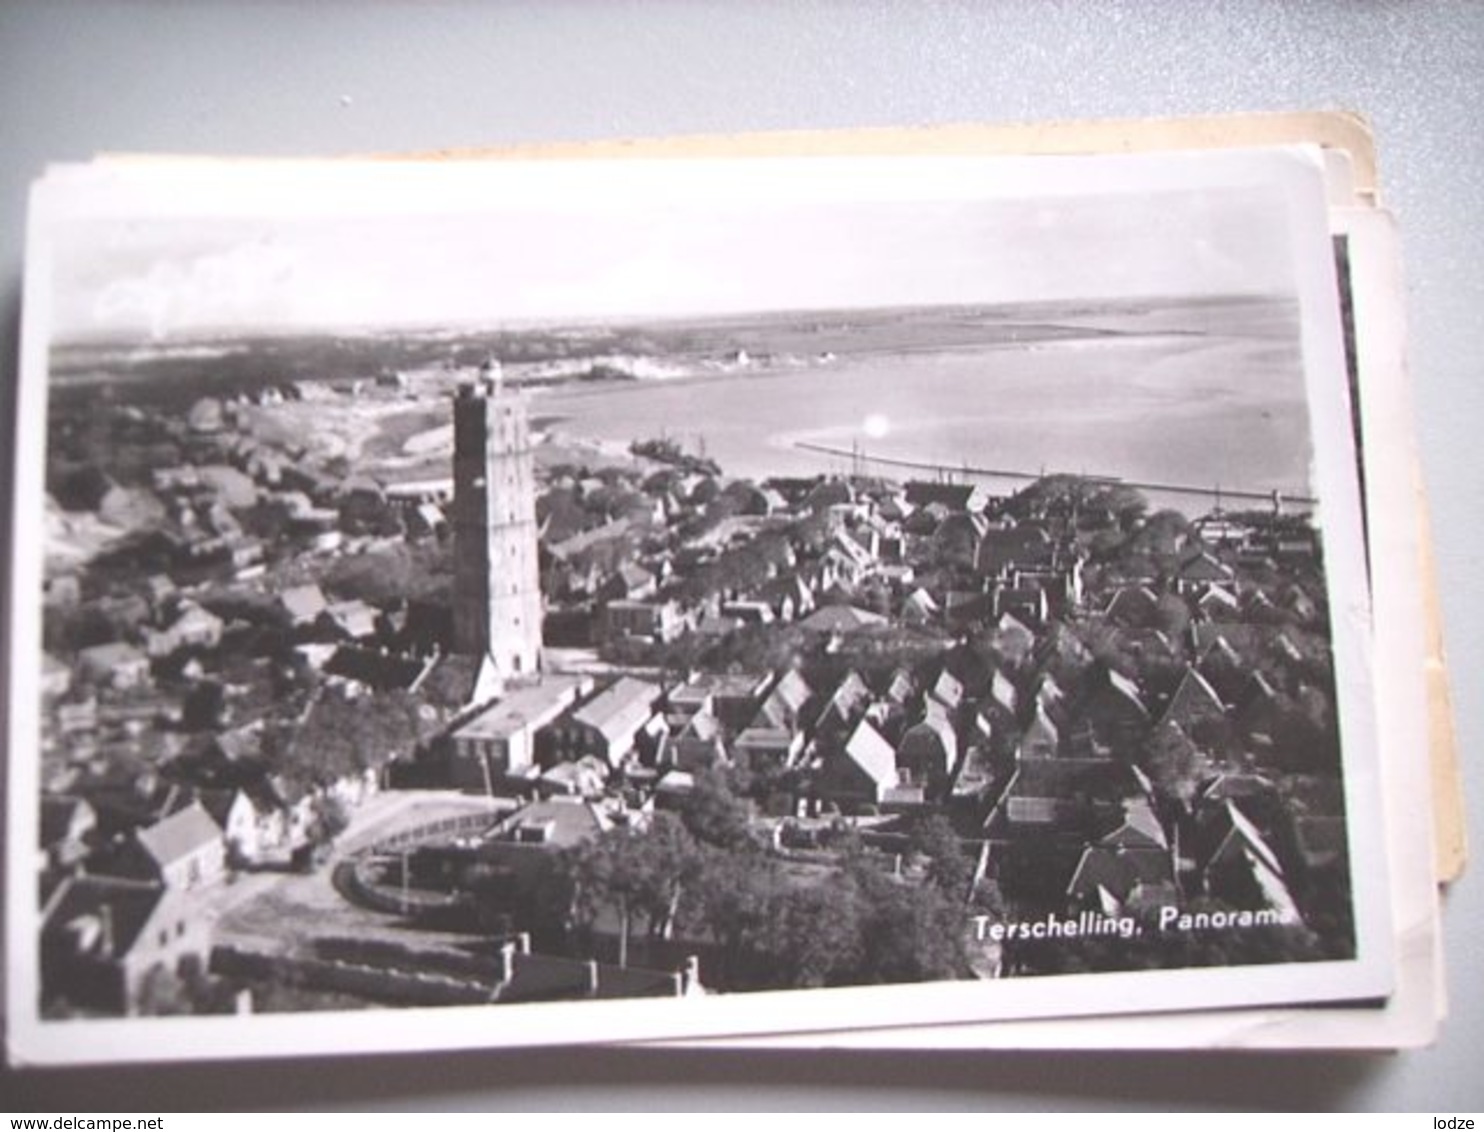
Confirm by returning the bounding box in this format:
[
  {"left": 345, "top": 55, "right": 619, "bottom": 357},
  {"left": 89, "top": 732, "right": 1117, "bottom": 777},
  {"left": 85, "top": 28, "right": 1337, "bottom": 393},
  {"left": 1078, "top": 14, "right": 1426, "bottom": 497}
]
[{"left": 92, "top": 240, "right": 300, "bottom": 339}]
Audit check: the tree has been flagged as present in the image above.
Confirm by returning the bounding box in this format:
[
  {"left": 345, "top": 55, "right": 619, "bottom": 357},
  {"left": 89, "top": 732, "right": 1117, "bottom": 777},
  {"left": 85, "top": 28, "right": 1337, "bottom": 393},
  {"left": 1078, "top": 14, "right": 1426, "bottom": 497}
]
[
  {"left": 1144, "top": 722, "right": 1212, "bottom": 807},
  {"left": 854, "top": 873, "right": 969, "bottom": 983},
  {"left": 1152, "top": 593, "right": 1192, "bottom": 639},
  {"left": 304, "top": 793, "right": 351, "bottom": 856},
  {"left": 181, "top": 680, "right": 228, "bottom": 731},
  {"left": 680, "top": 767, "right": 754, "bottom": 849},
  {"left": 757, "top": 876, "right": 865, "bottom": 988},
  {"left": 284, "top": 688, "right": 429, "bottom": 786},
  {"left": 906, "top": 814, "right": 974, "bottom": 902},
  {"left": 686, "top": 847, "right": 781, "bottom": 985},
  {"left": 561, "top": 813, "right": 702, "bottom": 967}
]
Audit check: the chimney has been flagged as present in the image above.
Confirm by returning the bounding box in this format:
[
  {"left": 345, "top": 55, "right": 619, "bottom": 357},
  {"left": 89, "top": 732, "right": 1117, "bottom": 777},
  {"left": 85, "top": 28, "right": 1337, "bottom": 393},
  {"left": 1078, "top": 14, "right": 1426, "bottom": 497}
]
[
  {"left": 499, "top": 940, "right": 518, "bottom": 984},
  {"left": 679, "top": 955, "right": 702, "bottom": 996},
  {"left": 97, "top": 902, "right": 115, "bottom": 957}
]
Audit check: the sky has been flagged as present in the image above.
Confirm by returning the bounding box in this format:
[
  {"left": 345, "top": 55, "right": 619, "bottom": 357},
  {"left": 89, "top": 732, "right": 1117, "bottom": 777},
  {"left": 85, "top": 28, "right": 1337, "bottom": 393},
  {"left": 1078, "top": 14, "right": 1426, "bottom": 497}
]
[{"left": 43, "top": 154, "right": 1306, "bottom": 341}]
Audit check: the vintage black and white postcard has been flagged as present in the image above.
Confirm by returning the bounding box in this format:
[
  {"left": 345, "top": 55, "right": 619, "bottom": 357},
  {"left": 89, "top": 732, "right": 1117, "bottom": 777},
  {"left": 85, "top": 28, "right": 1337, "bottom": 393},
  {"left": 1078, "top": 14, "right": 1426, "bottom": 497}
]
[{"left": 6, "top": 149, "right": 1394, "bottom": 1063}]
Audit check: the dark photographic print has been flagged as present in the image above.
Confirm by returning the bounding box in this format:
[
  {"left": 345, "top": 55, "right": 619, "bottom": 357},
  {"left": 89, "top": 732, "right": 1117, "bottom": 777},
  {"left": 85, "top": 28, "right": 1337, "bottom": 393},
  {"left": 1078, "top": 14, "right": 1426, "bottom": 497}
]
[{"left": 7, "top": 152, "right": 1393, "bottom": 1063}]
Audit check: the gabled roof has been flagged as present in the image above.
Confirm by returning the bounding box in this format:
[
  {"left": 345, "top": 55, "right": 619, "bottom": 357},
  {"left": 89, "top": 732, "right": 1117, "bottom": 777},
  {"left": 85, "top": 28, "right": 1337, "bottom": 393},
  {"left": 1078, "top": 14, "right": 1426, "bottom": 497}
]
[
  {"left": 676, "top": 711, "right": 722, "bottom": 743},
  {"left": 985, "top": 756, "right": 1148, "bottom": 838},
  {"left": 571, "top": 677, "right": 661, "bottom": 743},
  {"left": 279, "top": 583, "right": 328, "bottom": 623},
  {"left": 995, "top": 611, "right": 1034, "bottom": 644},
  {"left": 819, "top": 670, "right": 871, "bottom": 723},
  {"left": 1104, "top": 585, "right": 1160, "bottom": 623},
  {"left": 1099, "top": 797, "right": 1168, "bottom": 850},
  {"left": 454, "top": 676, "right": 591, "bottom": 742},
  {"left": 42, "top": 875, "right": 175, "bottom": 959},
  {"left": 898, "top": 705, "right": 957, "bottom": 773},
  {"left": 1178, "top": 549, "right": 1235, "bottom": 581},
  {"left": 884, "top": 666, "right": 916, "bottom": 705},
  {"left": 1198, "top": 584, "right": 1240, "bottom": 613},
  {"left": 1197, "top": 633, "right": 1244, "bottom": 672},
  {"left": 1161, "top": 667, "right": 1227, "bottom": 729},
  {"left": 323, "top": 600, "right": 380, "bottom": 638},
  {"left": 831, "top": 530, "right": 876, "bottom": 569},
  {"left": 1019, "top": 703, "right": 1060, "bottom": 758},
  {"left": 842, "top": 719, "right": 899, "bottom": 789},
  {"left": 930, "top": 668, "right": 965, "bottom": 710},
  {"left": 751, "top": 669, "right": 813, "bottom": 730},
  {"left": 40, "top": 795, "right": 96, "bottom": 847},
  {"left": 799, "top": 604, "right": 886, "bottom": 633},
  {"left": 1067, "top": 844, "right": 1173, "bottom": 901},
  {"left": 78, "top": 641, "right": 148, "bottom": 669},
  {"left": 168, "top": 603, "right": 224, "bottom": 635},
  {"left": 1199, "top": 771, "right": 1277, "bottom": 804},
  {"left": 136, "top": 801, "right": 222, "bottom": 869},
  {"left": 412, "top": 654, "right": 482, "bottom": 710},
  {"left": 989, "top": 669, "right": 1019, "bottom": 716},
  {"left": 1101, "top": 668, "right": 1149, "bottom": 719}
]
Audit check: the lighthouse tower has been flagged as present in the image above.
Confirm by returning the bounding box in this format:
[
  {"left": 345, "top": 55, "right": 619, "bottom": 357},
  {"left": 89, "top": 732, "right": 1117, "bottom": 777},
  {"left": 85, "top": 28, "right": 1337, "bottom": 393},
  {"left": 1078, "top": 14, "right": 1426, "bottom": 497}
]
[{"left": 451, "top": 359, "right": 542, "bottom": 691}]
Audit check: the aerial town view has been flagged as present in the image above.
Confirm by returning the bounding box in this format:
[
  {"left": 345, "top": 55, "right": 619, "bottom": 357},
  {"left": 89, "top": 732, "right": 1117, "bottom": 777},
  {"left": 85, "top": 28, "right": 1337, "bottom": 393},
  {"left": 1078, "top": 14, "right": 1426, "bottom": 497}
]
[{"left": 32, "top": 295, "right": 1356, "bottom": 1020}]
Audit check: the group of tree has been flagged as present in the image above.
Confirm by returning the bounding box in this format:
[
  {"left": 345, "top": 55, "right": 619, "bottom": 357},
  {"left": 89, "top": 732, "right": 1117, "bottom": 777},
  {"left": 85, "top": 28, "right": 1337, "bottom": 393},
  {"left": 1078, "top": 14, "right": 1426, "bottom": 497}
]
[{"left": 537, "top": 794, "right": 973, "bottom": 992}]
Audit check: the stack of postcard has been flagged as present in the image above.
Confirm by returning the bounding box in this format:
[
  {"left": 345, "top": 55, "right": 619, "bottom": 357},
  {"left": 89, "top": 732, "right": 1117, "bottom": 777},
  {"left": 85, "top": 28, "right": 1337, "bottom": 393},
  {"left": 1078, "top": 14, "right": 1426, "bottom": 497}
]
[{"left": 5, "top": 115, "right": 1455, "bottom": 1065}]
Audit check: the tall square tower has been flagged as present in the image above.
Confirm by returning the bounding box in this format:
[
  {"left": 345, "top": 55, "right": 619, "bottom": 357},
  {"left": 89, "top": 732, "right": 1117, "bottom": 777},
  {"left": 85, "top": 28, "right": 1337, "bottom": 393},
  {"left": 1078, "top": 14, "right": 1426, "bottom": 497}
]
[{"left": 451, "top": 366, "right": 543, "bottom": 686}]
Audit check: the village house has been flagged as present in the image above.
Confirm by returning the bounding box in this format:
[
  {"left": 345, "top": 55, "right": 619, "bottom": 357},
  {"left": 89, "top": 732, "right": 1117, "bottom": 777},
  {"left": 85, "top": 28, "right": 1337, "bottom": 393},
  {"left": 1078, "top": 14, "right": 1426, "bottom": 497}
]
[
  {"left": 991, "top": 612, "right": 1037, "bottom": 667},
  {"left": 812, "top": 670, "right": 873, "bottom": 743},
  {"left": 814, "top": 718, "right": 901, "bottom": 809},
  {"left": 733, "top": 722, "right": 806, "bottom": 772},
  {"left": 317, "top": 599, "right": 382, "bottom": 642},
  {"left": 747, "top": 668, "right": 814, "bottom": 733},
  {"left": 537, "top": 756, "right": 611, "bottom": 799},
  {"left": 1074, "top": 667, "right": 1150, "bottom": 759},
  {"left": 542, "top": 677, "right": 665, "bottom": 771},
  {"left": 976, "top": 524, "right": 1055, "bottom": 576},
  {"left": 41, "top": 875, "right": 214, "bottom": 1016},
  {"left": 904, "top": 480, "right": 988, "bottom": 514},
  {"left": 1192, "top": 799, "right": 1302, "bottom": 923},
  {"left": 41, "top": 653, "right": 73, "bottom": 700},
  {"left": 445, "top": 675, "right": 593, "bottom": 791},
  {"left": 1159, "top": 667, "right": 1229, "bottom": 736},
  {"left": 103, "top": 801, "right": 227, "bottom": 890},
  {"left": 1175, "top": 546, "right": 1236, "bottom": 595},
  {"left": 277, "top": 583, "right": 329, "bottom": 629},
  {"left": 931, "top": 511, "right": 991, "bottom": 569},
  {"left": 895, "top": 702, "right": 957, "bottom": 795},
  {"left": 144, "top": 603, "right": 225, "bottom": 658},
  {"left": 601, "top": 598, "right": 686, "bottom": 644},
  {"left": 663, "top": 711, "right": 730, "bottom": 772},
  {"left": 77, "top": 642, "right": 152, "bottom": 690},
  {"left": 798, "top": 604, "right": 886, "bottom": 635},
  {"left": 40, "top": 794, "right": 97, "bottom": 875}
]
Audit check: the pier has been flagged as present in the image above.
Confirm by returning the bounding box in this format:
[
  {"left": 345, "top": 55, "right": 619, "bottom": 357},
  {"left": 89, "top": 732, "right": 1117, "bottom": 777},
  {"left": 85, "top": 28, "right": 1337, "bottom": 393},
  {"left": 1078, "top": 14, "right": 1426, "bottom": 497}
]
[{"left": 792, "top": 440, "right": 1317, "bottom": 507}]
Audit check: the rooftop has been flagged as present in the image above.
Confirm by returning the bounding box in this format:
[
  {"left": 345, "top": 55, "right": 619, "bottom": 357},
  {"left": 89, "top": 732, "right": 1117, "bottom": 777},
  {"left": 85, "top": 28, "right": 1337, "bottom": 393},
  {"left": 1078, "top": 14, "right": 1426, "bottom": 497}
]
[{"left": 453, "top": 675, "right": 592, "bottom": 742}]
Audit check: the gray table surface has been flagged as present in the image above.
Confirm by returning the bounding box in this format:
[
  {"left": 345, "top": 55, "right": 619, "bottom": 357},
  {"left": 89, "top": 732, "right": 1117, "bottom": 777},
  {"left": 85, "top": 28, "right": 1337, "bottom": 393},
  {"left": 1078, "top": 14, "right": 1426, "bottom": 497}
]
[{"left": 1, "top": 0, "right": 1480, "bottom": 1112}]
